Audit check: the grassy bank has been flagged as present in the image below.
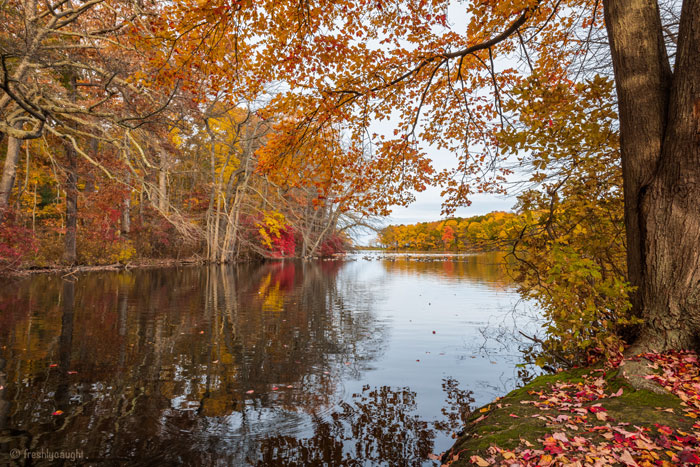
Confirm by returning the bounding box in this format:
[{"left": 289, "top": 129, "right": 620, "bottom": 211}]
[{"left": 442, "top": 352, "right": 700, "bottom": 466}]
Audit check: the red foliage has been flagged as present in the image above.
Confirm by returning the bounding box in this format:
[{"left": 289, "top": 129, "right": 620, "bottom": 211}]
[
  {"left": 319, "top": 232, "right": 348, "bottom": 257},
  {"left": 270, "top": 226, "right": 295, "bottom": 258},
  {"left": 0, "top": 211, "right": 36, "bottom": 270}
]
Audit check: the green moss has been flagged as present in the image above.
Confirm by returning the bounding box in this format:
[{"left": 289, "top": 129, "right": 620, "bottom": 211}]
[{"left": 443, "top": 366, "right": 692, "bottom": 466}]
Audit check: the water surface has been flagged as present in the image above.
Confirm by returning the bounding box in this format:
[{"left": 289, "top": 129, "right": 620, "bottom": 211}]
[{"left": 0, "top": 252, "right": 536, "bottom": 466}]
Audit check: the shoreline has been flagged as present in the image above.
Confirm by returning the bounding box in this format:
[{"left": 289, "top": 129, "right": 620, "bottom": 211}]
[
  {"left": 0, "top": 257, "right": 210, "bottom": 278},
  {"left": 441, "top": 352, "right": 700, "bottom": 466}
]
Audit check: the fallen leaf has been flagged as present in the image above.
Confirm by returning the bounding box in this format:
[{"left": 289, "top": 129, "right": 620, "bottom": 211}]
[{"left": 618, "top": 450, "right": 638, "bottom": 466}]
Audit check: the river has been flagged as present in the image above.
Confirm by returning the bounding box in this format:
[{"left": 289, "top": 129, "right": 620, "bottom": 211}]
[{"left": 0, "top": 252, "right": 539, "bottom": 466}]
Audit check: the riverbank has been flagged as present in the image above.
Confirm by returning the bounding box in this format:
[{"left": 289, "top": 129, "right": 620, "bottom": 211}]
[
  {"left": 0, "top": 253, "right": 353, "bottom": 278},
  {"left": 441, "top": 352, "right": 700, "bottom": 466},
  {"left": 0, "top": 256, "right": 209, "bottom": 277}
]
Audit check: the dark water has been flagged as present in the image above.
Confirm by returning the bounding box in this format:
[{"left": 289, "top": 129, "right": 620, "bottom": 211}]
[{"left": 0, "top": 252, "right": 536, "bottom": 466}]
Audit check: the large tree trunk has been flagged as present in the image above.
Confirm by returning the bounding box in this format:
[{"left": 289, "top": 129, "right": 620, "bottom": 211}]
[
  {"left": 636, "top": 0, "right": 700, "bottom": 350},
  {"left": 605, "top": 0, "right": 700, "bottom": 351}
]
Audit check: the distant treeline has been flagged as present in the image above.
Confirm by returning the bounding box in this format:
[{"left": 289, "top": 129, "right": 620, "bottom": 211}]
[{"left": 376, "top": 211, "right": 517, "bottom": 251}]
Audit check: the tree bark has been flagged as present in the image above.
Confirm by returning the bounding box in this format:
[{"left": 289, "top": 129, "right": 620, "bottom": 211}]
[
  {"left": 636, "top": 0, "right": 700, "bottom": 350},
  {"left": 63, "top": 74, "right": 78, "bottom": 265},
  {"left": 605, "top": 0, "right": 700, "bottom": 351},
  {"left": 0, "top": 125, "right": 23, "bottom": 211},
  {"left": 603, "top": 0, "right": 672, "bottom": 318},
  {"left": 64, "top": 138, "right": 78, "bottom": 264},
  {"left": 158, "top": 151, "right": 169, "bottom": 213}
]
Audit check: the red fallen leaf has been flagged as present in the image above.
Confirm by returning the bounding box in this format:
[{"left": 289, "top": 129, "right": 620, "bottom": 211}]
[
  {"left": 52, "top": 410, "right": 64, "bottom": 415},
  {"left": 49, "top": 364, "right": 58, "bottom": 368},
  {"left": 272, "top": 386, "right": 278, "bottom": 390},
  {"left": 544, "top": 444, "right": 564, "bottom": 454},
  {"left": 589, "top": 405, "right": 607, "bottom": 413},
  {"left": 67, "top": 371, "right": 77, "bottom": 375},
  {"left": 286, "top": 385, "right": 293, "bottom": 388},
  {"left": 246, "top": 390, "right": 254, "bottom": 394},
  {"left": 656, "top": 424, "right": 674, "bottom": 435},
  {"left": 509, "top": 413, "right": 519, "bottom": 418},
  {"left": 680, "top": 450, "right": 700, "bottom": 464},
  {"left": 655, "top": 434, "right": 672, "bottom": 449}
]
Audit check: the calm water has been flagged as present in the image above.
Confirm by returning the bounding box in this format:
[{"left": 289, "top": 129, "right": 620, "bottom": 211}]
[{"left": 0, "top": 252, "right": 537, "bottom": 466}]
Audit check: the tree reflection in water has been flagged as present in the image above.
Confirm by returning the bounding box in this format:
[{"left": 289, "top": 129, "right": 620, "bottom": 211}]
[
  {"left": 0, "top": 259, "right": 489, "bottom": 465},
  {"left": 255, "top": 386, "right": 434, "bottom": 466}
]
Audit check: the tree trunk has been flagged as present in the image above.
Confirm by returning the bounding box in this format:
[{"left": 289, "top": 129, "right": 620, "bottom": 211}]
[
  {"left": 63, "top": 73, "right": 78, "bottom": 265},
  {"left": 0, "top": 125, "right": 23, "bottom": 211},
  {"left": 603, "top": 0, "right": 672, "bottom": 318},
  {"left": 636, "top": 0, "right": 700, "bottom": 350},
  {"left": 605, "top": 0, "right": 700, "bottom": 351},
  {"left": 122, "top": 172, "right": 131, "bottom": 236},
  {"left": 64, "top": 138, "right": 78, "bottom": 264},
  {"left": 158, "top": 151, "right": 169, "bottom": 213}
]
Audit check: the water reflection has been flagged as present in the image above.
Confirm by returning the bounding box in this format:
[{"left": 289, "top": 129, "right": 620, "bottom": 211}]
[
  {"left": 0, "top": 262, "right": 392, "bottom": 465},
  {"left": 0, "top": 254, "right": 531, "bottom": 465},
  {"left": 376, "top": 251, "right": 511, "bottom": 287}
]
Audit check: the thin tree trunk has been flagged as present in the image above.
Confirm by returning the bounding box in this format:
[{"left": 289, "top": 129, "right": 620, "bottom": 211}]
[
  {"left": 158, "top": 151, "right": 168, "bottom": 213},
  {"left": 122, "top": 172, "right": 131, "bottom": 236},
  {"left": 0, "top": 124, "right": 23, "bottom": 211},
  {"left": 64, "top": 139, "right": 78, "bottom": 264},
  {"left": 63, "top": 74, "right": 78, "bottom": 264}
]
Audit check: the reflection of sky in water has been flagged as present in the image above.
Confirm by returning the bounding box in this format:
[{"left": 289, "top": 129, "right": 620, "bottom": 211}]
[{"left": 0, "top": 253, "right": 539, "bottom": 466}]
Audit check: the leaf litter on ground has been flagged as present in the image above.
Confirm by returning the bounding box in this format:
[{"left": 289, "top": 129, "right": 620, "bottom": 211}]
[{"left": 440, "top": 351, "right": 700, "bottom": 466}]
